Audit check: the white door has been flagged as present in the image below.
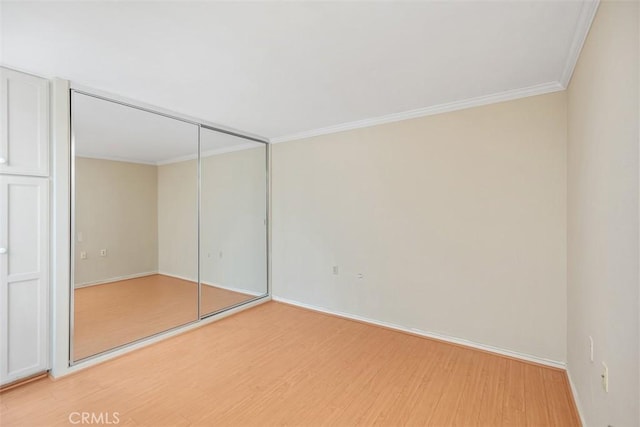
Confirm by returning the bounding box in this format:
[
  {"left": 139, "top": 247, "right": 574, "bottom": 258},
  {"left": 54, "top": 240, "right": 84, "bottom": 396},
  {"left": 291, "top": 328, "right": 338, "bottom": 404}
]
[
  {"left": 0, "top": 67, "right": 50, "bottom": 177},
  {"left": 0, "top": 175, "right": 49, "bottom": 385}
]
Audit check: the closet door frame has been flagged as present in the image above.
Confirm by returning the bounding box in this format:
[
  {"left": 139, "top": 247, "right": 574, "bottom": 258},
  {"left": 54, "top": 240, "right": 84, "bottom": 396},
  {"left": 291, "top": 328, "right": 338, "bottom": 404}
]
[{"left": 68, "top": 85, "right": 270, "bottom": 366}]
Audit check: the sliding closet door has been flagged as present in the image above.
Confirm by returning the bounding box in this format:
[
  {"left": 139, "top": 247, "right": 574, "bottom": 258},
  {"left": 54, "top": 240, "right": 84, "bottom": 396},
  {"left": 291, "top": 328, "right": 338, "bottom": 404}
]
[
  {"left": 71, "top": 91, "right": 199, "bottom": 361},
  {"left": 199, "top": 128, "right": 268, "bottom": 317}
]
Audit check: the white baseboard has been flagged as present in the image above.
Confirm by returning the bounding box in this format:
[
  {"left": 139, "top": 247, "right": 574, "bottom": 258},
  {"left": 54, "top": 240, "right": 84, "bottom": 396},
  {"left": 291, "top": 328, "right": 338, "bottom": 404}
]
[
  {"left": 566, "top": 368, "right": 587, "bottom": 426},
  {"left": 272, "top": 295, "right": 566, "bottom": 370},
  {"left": 74, "top": 271, "right": 158, "bottom": 288}
]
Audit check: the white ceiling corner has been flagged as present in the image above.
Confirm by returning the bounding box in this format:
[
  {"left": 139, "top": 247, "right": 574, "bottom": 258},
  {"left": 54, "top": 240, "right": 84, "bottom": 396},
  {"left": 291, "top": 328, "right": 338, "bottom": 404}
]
[{"left": 1, "top": 0, "right": 600, "bottom": 145}]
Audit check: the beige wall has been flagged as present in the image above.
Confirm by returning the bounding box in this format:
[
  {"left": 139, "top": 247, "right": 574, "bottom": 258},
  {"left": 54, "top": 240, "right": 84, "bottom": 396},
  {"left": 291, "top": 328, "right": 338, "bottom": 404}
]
[
  {"left": 74, "top": 157, "right": 158, "bottom": 286},
  {"left": 567, "top": 1, "right": 639, "bottom": 426},
  {"left": 272, "top": 92, "right": 568, "bottom": 363}
]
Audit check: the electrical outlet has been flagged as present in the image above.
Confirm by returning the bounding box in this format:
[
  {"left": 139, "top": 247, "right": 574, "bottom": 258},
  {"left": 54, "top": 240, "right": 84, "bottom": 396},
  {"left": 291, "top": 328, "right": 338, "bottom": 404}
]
[
  {"left": 80, "top": 251, "right": 87, "bottom": 260},
  {"left": 589, "top": 336, "right": 594, "bottom": 362},
  {"left": 601, "top": 362, "right": 609, "bottom": 392},
  {"left": 100, "top": 249, "right": 107, "bottom": 257},
  {"left": 332, "top": 266, "right": 339, "bottom": 275},
  {"left": 357, "top": 273, "right": 364, "bottom": 279}
]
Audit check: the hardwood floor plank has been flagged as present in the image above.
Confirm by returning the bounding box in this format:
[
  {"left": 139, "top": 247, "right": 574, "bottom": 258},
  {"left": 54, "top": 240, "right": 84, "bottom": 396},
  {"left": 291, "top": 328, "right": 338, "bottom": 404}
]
[
  {"left": 377, "top": 339, "right": 448, "bottom": 426},
  {"left": 502, "top": 359, "right": 527, "bottom": 426},
  {"left": 452, "top": 351, "right": 492, "bottom": 426},
  {"left": 1, "top": 302, "right": 579, "bottom": 426},
  {"left": 524, "top": 363, "right": 552, "bottom": 426},
  {"left": 477, "top": 356, "right": 507, "bottom": 426},
  {"left": 426, "top": 344, "right": 474, "bottom": 426}
]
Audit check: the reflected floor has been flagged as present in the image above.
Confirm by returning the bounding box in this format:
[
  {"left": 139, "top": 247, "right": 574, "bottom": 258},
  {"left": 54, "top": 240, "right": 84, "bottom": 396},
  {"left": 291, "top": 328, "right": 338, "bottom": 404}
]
[{"left": 73, "top": 274, "right": 256, "bottom": 360}]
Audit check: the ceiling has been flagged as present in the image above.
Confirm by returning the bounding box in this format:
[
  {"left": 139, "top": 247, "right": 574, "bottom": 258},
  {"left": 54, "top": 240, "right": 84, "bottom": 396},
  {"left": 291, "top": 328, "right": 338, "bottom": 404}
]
[{"left": 1, "top": 1, "right": 596, "bottom": 141}]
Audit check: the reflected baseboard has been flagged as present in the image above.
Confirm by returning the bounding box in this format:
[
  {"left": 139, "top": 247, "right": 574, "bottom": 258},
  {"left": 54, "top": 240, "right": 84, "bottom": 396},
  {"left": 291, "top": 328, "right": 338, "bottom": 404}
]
[
  {"left": 200, "top": 281, "right": 264, "bottom": 297},
  {"left": 157, "top": 271, "right": 265, "bottom": 297},
  {"left": 74, "top": 271, "right": 158, "bottom": 288},
  {"left": 75, "top": 270, "right": 265, "bottom": 297}
]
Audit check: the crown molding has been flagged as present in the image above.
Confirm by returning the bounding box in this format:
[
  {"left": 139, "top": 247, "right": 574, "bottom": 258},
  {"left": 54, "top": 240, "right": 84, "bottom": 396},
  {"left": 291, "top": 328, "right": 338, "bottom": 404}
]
[
  {"left": 269, "top": 81, "right": 564, "bottom": 144},
  {"left": 559, "top": 0, "right": 600, "bottom": 88}
]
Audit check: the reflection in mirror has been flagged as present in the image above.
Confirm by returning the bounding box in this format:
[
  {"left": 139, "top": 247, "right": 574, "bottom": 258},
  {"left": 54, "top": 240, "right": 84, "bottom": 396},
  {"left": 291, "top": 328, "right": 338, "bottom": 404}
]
[
  {"left": 199, "top": 128, "right": 267, "bottom": 316},
  {"left": 72, "top": 92, "right": 198, "bottom": 361}
]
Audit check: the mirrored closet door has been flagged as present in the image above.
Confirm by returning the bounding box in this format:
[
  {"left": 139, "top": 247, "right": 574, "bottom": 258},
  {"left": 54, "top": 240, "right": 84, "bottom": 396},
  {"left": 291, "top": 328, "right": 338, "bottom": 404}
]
[
  {"left": 71, "top": 92, "right": 200, "bottom": 361},
  {"left": 70, "top": 90, "right": 269, "bottom": 363}
]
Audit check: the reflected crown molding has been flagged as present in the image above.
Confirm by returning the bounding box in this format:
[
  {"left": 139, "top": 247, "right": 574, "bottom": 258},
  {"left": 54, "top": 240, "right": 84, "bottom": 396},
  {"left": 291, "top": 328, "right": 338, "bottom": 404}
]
[
  {"left": 157, "top": 142, "right": 260, "bottom": 166},
  {"left": 74, "top": 153, "right": 156, "bottom": 166},
  {"left": 75, "top": 142, "right": 260, "bottom": 167}
]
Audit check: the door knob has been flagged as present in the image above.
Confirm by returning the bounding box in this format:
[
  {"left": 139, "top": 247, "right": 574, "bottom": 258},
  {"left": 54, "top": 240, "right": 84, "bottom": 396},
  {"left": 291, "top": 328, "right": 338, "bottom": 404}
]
[{"left": 0, "top": 248, "right": 6, "bottom": 254}]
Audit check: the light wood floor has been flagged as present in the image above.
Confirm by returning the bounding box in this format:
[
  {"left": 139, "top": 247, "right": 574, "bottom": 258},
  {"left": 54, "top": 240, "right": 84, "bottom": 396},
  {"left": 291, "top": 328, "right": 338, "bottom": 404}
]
[
  {"left": 74, "top": 274, "right": 255, "bottom": 360},
  {"left": 2, "top": 302, "right": 580, "bottom": 426}
]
